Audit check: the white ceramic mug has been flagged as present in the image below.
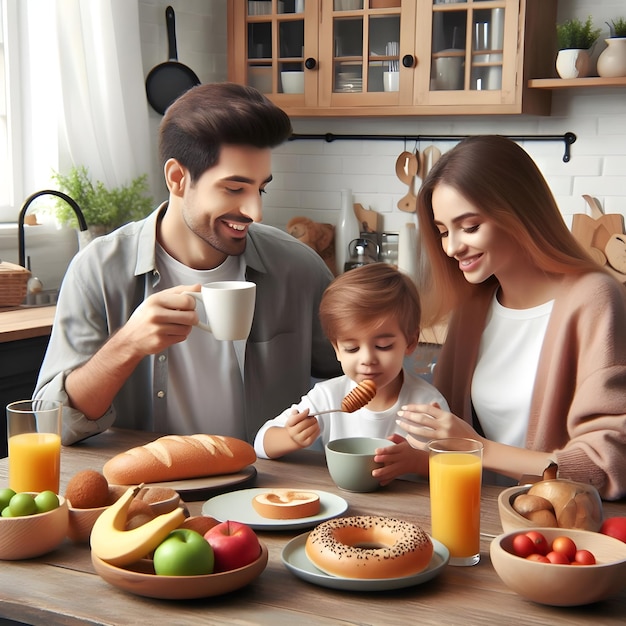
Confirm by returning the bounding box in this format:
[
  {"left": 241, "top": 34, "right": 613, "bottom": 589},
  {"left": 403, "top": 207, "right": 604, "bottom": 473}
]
[
  {"left": 186, "top": 281, "right": 256, "bottom": 340},
  {"left": 281, "top": 71, "right": 305, "bottom": 94},
  {"left": 383, "top": 71, "right": 399, "bottom": 92}
]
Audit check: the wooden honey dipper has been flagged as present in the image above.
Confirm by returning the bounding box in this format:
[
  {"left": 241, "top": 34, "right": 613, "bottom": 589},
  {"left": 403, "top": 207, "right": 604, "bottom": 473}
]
[{"left": 310, "top": 380, "right": 377, "bottom": 416}]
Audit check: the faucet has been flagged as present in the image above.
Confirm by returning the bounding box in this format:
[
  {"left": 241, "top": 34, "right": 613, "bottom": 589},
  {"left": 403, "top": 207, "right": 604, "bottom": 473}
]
[{"left": 18, "top": 189, "right": 89, "bottom": 268}]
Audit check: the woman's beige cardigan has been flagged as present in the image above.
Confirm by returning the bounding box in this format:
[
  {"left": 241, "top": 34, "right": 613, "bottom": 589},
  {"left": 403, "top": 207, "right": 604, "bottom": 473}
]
[{"left": 434, "top": 272, "right": 626, "bottom": 500}]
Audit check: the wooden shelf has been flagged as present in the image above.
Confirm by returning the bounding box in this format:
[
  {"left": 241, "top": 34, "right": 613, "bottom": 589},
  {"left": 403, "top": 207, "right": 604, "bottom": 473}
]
[{"left": 529, "top": 76, "right": 626, "bottom": 89}]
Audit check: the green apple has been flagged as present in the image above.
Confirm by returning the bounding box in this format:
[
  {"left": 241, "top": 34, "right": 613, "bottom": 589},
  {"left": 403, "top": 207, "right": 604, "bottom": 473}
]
[
  {"left": 8, "top": 492, "right": 37, "bottom": 517},
  {"left": 153, "top": 529, "right": 214, "bottom": 576},
  {"left": 35, "top": 490, "right": 60, "bottom": 513},
  {"left": 1, "top": 506, "right": 15, "bottom": 517},
  {"left": 0, "top": 488, "right": 16, "bottom": 511}
]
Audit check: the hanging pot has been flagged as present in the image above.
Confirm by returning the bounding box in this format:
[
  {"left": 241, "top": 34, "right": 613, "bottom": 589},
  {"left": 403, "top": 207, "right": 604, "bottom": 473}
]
[
  {"left": 555, "top": 49, "right": 591, "bottom": 79},
  {"left": 597, "top": 38, "right": 626, "bottom": 78},
  {"left": 145, "top": 6, "right": 200, "bottom": 115}
]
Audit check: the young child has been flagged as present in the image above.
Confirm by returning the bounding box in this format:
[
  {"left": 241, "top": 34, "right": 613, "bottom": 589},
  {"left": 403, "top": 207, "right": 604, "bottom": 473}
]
[{"left": 253, "top": 262, "right": 449, "bottom": 485}]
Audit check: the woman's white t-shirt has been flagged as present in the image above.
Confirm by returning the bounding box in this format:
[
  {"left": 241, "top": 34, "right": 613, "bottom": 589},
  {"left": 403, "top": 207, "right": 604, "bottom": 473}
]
[{"left": 471, "top": 292, "right": 553, "bottom": 448}]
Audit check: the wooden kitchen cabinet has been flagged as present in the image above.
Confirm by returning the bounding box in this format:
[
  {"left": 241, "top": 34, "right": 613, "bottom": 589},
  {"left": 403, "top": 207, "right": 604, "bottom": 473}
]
[{"left": 227, "top": 0, "right": 556, "bottom": 116}]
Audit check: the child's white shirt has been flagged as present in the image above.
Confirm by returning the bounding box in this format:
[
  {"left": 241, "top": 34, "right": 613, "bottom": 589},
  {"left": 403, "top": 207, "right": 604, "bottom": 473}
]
[{"left": 254, "top": 372, "right": 449, "bottom": 459}]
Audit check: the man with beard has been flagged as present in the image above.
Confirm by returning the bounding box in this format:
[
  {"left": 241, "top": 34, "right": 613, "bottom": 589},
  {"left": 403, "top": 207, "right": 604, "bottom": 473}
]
[{"left": 35, "top": 83, "right": 341, "bottom": 445}]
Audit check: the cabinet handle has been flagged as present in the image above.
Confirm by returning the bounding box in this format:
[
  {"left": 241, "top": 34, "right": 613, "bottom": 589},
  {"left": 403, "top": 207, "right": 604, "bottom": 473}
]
[
  {"left": 305, "top": 57, "right": 317, "bottom": 70},
  {"left": 402, "top": 55, "right": 415, "bottom": 68}
]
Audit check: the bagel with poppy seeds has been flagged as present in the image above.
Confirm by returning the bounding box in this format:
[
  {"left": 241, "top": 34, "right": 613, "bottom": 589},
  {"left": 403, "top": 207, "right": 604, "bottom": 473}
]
[{"left": 305, "top": 515, "right": 433, "bottom": 579}]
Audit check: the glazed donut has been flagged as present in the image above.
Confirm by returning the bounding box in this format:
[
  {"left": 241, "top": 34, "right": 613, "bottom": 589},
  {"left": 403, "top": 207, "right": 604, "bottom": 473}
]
[
  {"left": 252, "top": 490, "right": 321, "bottom": 519},
  {"left": 305, "top": 516, "right": 433, "bottom": 579}
]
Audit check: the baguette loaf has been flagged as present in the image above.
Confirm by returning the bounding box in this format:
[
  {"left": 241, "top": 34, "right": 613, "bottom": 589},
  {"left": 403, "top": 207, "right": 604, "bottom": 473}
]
[{"left": 102, "top": 434, "right": 256, "bottom": 485}]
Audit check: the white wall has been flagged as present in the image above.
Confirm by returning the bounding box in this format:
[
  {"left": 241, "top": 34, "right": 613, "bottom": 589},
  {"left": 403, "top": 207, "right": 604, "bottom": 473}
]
[{"left": 138, "top": 0, "right": 626, "bottom": 235}]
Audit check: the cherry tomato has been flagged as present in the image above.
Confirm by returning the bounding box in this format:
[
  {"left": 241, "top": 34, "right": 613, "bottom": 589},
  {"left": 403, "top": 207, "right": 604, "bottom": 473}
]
[
  {"left": 600, "top": 517, "right": 626, "bottom": 543},
  {"left": 512, "top": 533, "right": 536, "bottom": 558},
  {"left": 546, "top": 550, "right": 570, "bottom": 565},
  {"left": 550, "top": 536, "right": 577, "bottom": 561},
  {"left": 526, "top": 553, "right": 550, "bottom": 563},
  {"left": 524, "top": 530, "right": 549, "bottom": 556},
  {"left": 574, "top": 549, "right": 596, "bottom": 565}
]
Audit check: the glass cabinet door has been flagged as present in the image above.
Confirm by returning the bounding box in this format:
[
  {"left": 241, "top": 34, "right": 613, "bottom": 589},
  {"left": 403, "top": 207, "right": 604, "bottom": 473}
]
[
  {"left": 428, "top": 1, "right": 510, "bottom": 99},
  {"left": 322, "top": 0, "right": 406, "bottom": 106},
  {"left": 245, "top": 1, "right": 307, "bottom": 96}
]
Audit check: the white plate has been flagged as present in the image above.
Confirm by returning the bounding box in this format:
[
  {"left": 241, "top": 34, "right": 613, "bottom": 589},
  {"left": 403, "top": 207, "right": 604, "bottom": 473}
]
[
  {"left": 281, "top": 532, "right": 449, "bottom": 591},
  {"left": 201, "top": 488, "right": 348, "bottom": 531}
]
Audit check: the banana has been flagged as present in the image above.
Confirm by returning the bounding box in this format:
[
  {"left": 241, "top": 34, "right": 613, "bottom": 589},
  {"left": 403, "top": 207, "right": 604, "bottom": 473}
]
[{"left": 90, "top": 483, "right": 186, "bottom": 567}]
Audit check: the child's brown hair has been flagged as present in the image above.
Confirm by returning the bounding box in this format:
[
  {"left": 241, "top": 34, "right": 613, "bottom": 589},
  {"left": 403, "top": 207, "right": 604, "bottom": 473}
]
[{"left": 319, "top": 262, "right": 421, "bottom": 345}]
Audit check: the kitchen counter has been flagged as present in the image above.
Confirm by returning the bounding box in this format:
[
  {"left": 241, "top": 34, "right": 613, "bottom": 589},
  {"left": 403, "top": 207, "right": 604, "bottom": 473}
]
[{"left": 0, "top": 305, "right": 56, "bottom": 343}]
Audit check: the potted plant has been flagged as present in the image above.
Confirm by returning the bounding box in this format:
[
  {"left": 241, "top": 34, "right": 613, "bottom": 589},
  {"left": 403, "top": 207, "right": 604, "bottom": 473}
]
[
  {"left": 597, "top": 18, "right": 626, "bottom": 78},
  {"left": 555, "top": 16, "right": 601, "bottom": 79},
  {"left": 51, "top": 166, "right": 153, "bottom": 236}
]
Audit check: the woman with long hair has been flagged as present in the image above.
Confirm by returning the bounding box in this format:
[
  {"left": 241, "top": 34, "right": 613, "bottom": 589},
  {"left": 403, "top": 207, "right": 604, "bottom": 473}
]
[{"left": 398, "top": 135, "right": 626, "bottom": 500}]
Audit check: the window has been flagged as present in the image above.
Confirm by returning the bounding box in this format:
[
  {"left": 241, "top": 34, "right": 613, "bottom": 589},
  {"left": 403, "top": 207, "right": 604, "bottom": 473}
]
[{"left": 0, "top": 0, "right": 22, "bottom": 222}]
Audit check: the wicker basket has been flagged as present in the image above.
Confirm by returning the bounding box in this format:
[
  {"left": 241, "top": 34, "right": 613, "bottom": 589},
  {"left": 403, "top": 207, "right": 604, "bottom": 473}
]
[{"left": 0, "top": 261, "right": 30, "bottom": 307}]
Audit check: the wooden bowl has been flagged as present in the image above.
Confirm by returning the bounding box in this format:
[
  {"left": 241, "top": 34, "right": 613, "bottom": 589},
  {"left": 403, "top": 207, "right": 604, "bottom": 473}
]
[
  {"left": 67, "top": 485, "right": 127, "bottom": 543},
  {"left": 91, "top": 542, "right": 268, "bottom": 599},
  {"left": 490, "top": 527, "right": 626, "bottom": 606},
  {"left": 68, "top": 486, "right": 181, "bottom": 543},
  {"left": 134, "top": 486, "right": 181, "bottom": 516},
  {"left": 497, "top": 483, "right": 603, "bottom": 533},
  {"left": 0, "top": 495, "right": 69, "bottom": 560}
]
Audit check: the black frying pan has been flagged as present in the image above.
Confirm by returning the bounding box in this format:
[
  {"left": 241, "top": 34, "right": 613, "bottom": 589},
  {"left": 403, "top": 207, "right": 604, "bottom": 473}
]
[{"left": 145, "top": 6, "right": 200, "bottom": 115}]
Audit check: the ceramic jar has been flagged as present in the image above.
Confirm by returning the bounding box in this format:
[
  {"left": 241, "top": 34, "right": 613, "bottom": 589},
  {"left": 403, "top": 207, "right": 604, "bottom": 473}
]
[
  {"left": 597, "top": 38, "right": 626, "bottom": 78},
  {"left": 334, "top": 189, "right": 360, "bottom": 275},
  {"left": 555, "top": 49, "right": 591, "bottom": 79}
]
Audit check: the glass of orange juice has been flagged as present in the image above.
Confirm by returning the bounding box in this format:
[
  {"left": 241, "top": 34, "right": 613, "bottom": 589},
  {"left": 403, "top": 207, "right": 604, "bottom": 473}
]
[
  {"left": 428, "top": 438, "right": 483, "bottom": 566},
  {"left": 6, "top": 399, "right": 62, "bottom": 494}
]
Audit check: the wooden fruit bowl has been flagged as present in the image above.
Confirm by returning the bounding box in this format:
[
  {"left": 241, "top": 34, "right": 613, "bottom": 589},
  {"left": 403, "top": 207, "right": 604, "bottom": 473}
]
[
  {"left": 491, "top": 528, "right": 626, "bottom": 606},
  {"left": 0, "top": 495, "right": 68, "bottom": 560},
  {"left": 91, "top": 542, "right": 268, "bottom": 599}
]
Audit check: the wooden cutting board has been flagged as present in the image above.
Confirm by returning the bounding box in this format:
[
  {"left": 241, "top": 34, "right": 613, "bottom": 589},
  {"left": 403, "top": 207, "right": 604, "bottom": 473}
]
[{"left": 571, "top": 195, "right": 625, "bottom": 264}]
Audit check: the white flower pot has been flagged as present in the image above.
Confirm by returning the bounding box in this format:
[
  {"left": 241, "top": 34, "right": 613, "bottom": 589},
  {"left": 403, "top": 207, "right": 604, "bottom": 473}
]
[
  {"left": 555, "top": 48, "right": 591, "bottom": 79},
  {"left": 597, "top": 38, "right": 626, "bottom": 78}
]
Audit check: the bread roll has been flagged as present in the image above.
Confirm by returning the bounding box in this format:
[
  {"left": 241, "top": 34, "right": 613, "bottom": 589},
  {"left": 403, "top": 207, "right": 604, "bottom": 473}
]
[
  {"left": 527, "top": 479, "right": 603, "bottom": 531},
  {"left": 512, "top": 494, "right": 554, "bottom": 517},
  {"left": 102, "top": 434, "right": 256, "bottom": 484}
]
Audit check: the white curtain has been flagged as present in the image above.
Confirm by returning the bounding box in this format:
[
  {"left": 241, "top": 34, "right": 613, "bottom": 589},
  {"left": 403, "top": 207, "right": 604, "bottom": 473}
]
[{"left": 20, "top": 0, "right": 154, "bottom": 195}]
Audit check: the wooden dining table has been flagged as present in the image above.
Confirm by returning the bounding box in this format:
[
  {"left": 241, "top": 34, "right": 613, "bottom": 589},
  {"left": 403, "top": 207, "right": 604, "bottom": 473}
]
[{"left": 0, "top": 428, "right": 624, "bottom": 626}]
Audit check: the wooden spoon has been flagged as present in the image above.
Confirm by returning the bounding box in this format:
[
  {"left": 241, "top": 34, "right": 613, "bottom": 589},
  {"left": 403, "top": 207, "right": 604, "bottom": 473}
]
[
  {"left": 395, "top": 151, "right": 419, "bottom": 212},
  {"left": 395, "top": 151, "right": 418, "bottom": 184},
  {"left": 419, "top": 145, "right": 442, "bottom": 180}
]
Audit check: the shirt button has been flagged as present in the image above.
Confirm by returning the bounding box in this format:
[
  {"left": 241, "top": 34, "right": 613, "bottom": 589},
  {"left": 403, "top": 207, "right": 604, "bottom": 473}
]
[
  {"left": 158, "top": 354, "right": 167, "bottom": 362},
  {"left": 157, "top": 391, "right": 165, "bottom": 399}
]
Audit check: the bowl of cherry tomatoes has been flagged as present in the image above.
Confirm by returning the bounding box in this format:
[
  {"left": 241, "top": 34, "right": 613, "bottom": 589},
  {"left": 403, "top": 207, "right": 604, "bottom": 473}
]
[{"left": 490, "top": 527, "right": 626, "bottom": 606}]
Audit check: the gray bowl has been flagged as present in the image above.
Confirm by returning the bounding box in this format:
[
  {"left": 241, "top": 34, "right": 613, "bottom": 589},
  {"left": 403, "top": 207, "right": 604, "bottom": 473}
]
[{"left": 325, "top": 437, "right": 393, "bottom": 492}]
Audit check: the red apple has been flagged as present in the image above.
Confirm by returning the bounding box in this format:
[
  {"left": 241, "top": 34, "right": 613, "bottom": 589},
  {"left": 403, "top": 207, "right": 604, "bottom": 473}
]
[
  {"left": 600, "top": 517, "right": 626, "bottom": 543},
  {"left": 204, "top": 520, "right": 260, "bottom": 572}
]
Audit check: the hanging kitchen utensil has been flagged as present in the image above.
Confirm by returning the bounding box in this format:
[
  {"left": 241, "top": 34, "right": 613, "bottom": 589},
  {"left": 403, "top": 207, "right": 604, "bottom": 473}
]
[
  {"left": 395, "top": 150, "right": 419, "bottom": 212},
  {"left": 419, "top": 145, "right": 442, "bottom": 180},
  {"left": 146, "top": 6, "right": 200, "bottom": 115}
]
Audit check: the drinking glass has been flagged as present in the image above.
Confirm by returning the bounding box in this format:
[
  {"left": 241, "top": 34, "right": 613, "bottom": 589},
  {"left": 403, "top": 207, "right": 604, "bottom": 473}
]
[
  {"left": 7, "top": 399, "right": 62, "bottom": 493},
  {"left": 429, "top": 438, "right": 483, "bottom": 566}
]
